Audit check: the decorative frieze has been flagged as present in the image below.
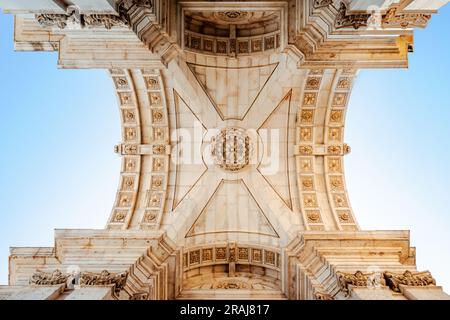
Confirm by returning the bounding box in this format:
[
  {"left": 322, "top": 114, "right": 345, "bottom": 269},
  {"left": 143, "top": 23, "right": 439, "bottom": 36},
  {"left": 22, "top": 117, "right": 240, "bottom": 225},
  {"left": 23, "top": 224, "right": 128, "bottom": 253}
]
[
  {"left": 336, "top": 270, "right": 436, "bottom": 295},
  {"left": 337, "top": 271, "right": 385, "bottom": 296},
  {"left": 36, "top": 9, "right": 128, "bottom": 30},
  {"left": 183, "top": 245, "right": 280, "bottom": 271}
]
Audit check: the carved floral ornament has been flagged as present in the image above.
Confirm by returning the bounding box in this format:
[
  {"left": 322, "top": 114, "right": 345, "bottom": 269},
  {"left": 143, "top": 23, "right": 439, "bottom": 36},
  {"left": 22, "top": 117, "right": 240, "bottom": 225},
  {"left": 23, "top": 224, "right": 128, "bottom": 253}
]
[
  {"left": 314, "top": 2, "right": 432, "bottom": 30},
  {"left": 336, "top": 270, "right": 436, "bottom": 296},
  {"left": 30, "top": 269, "right": 128, "bottom": 296},
  {"left": 36, "top": 6, "right": 128, "bottom": 30}
]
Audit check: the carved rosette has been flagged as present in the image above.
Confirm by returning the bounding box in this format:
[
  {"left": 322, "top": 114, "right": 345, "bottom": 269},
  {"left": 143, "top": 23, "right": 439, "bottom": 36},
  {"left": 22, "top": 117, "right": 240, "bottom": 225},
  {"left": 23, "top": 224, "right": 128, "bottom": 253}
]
[{"left": 211, "top": 127, "right": 251, "bottom": 172}]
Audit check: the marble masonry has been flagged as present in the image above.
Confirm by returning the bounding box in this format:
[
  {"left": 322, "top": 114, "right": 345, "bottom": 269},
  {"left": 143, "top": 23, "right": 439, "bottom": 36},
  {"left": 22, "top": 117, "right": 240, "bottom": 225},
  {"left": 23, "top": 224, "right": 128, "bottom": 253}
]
[{"left": 0, "top": 0, "right": 449, "bottom": 300}]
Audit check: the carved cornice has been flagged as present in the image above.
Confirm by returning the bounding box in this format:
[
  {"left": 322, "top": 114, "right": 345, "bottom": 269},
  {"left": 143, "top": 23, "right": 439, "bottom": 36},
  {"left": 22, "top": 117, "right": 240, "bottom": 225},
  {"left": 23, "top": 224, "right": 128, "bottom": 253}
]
[{"left": 384, "top": 271, "right": 436, "bottom": 293}]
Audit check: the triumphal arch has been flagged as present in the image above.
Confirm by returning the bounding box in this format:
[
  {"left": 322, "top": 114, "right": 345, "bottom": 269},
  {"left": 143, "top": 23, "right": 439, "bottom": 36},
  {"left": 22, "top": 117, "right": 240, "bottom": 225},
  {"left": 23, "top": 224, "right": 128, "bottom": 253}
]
[{"left": 0, "top": 0, "right": 449, "bottom": 300}]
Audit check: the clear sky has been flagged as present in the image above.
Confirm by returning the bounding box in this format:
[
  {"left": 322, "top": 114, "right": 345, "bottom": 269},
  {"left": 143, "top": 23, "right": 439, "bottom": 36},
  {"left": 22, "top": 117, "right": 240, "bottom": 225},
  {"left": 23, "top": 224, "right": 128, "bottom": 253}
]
[{"left": 0, "top": 6, "right": 449, "bottom": 292}]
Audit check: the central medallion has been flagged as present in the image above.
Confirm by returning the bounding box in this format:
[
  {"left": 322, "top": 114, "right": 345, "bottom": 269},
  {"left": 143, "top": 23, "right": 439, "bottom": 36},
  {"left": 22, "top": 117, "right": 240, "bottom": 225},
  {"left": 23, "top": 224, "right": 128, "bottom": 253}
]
[{"left": 211, "top": 127, "right": 251, "bottom": 172}]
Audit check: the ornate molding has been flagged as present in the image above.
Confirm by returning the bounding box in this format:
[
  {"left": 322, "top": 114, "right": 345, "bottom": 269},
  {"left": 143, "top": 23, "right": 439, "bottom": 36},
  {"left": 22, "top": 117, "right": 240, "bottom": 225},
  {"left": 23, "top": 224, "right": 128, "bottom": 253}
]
[
  {"left": 35, "top": 14, "right": 70, "bottom": 29},
  {"left": 382, "top": 7, "right": 432, "bottom": 29},
  {"left": 29, "top": 270, "right": 69, "bottom": 286},
  {"left": 384, "top": 271, "right": 436, "bottom": 293},
  {"left": 337, "top": 271, "right": 385, "bottom": 296},
  {"left": 83, "top": 14, "right": 129, "bottom": 29},
  {"left": 335, "top": 2, "right": 371, "bottom": 30},
  {"left": 336, "top": 270, "right": 436, "bottom": 295},
  {"left": 80, "top": 270, "right": 128, "bottom": 296},
  {"left": 314, "top": 291, "right": 334, "bottom": 300},
  {"left": 313, "top": 0, "right": 333, "bottom": 9},
  {"left": 30, "top": 269, "right": 129, "bottom": 296}
]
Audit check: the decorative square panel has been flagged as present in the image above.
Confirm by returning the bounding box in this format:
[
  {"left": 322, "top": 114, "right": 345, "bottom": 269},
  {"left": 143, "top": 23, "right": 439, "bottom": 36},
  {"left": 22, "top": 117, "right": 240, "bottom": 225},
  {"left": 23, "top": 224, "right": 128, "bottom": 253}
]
[
  {"left": 238, "top": 247, "right": 249, "bottom": 261},
  {"left": 149, "top": 92, "right": 162, "bottom": 106},
  {"left": 151, "top": 176, "right": 164, "bottom": 190},
  {"left": 333, "top": 194, "right": 348, "bottom": 208},
  {"left": 300, "top": 110, "right": 314, "bottom": 124},
  {"left": 121, "top": 176, "right": 135, "bottom": 191},
  {"left": 337, "top": 77, "right": 351, "bottom": 90},
  {"left": 252, "top": 39, "right": 262, "bottom": 52},
  {"left": 327, "top": 157, "right": 342, "bottom": 172},
  {"left": 202, "top": 248, "right": 213, "bottom": 262},
  {"left": 122, "top": 109, "right": 136, "bottom": 124},
  {"left": 124, "top": 127, "right": 137, "bottom": 141},
  {"left": 145, "top": 76, "right": 159, "bottom": 89},
  {"left": 203, "top": 39, "right": 213, "bottom": 52},
  {"left": 147, "top": 192, "right": 163, "bottom": 208},
  {"left": 153, "top": 127, "right": 166, "bottom": 141},
  {"left": 124, "top": 157, "right": 138, "bottom": 173},
  {"left": 329, "top": 175, "right": 344, "bottom": 191},
  {"left": 152, "top": 157, "right": 165, "bottom": 171},
  {"left": 298, "top": 157, "right": 313, "bottom": 173},
  {"left": 337, "top": 210, "right": 354, "bottom": 223},
  {"left": 238, "top": 41, "right": 249, "bottom": 54},
  {"left": 330, "top": 109, "right": 344, "bottom": 124},
  {"left": 216, "top": 41, "right": 227, "bottom": 54},
  {"left": 332, "top": 93, "right": 348, "bottom": 107},
  {"left": 113, "top": 77, "right": 129, "bottom": 90},
  {"left": 142, "top": 210, "right": 158, "bottom": 224},
  {"left": 112, "top": 210, "right": 127, "bottom": 223},
  {"left": 116, "top": 192, "right": 134, "bottom": 208},
  {"left": 306, "top": 210, "right": 322, "bottom": 223},
  {"left": 301, "top": 176, "right": 314, "bottom": 191},
  {"left": 152, "top": 109, "right": 165, "bottom": 124},
  {"left": 265, "top": 250, "right": 276, "bottom": 265},
  {"left": 328, "top": 127, "right": 342, "bottom": 141},
  {"left": 264, "top": 36, "right": 275, "bottom": 50},
  {"left": 303, "top": 92, "right": 317, "bottom": 106},
  {"left": 305, "top": 77, "right": 321, "bottom": 90},
  {"left": 303, "top": 193, "right": 318, "bottom": 208},
  {"left": 119, "top": 92, "right": 133, "bottom": 106},
  {"left": 190, "top": 37, "right": 200, "bottom": 49},
  {"left": 215, "top": 247, "right": 227, "bottom": 260},
  {"left": 189, "top": 250, "right": 200, "bottom": 265},
  {"left": 300, "top": 127, "right": 313, "bottom": 142},
  {"left": 252, "top": 249, "right": 262, "bottom": 263}
]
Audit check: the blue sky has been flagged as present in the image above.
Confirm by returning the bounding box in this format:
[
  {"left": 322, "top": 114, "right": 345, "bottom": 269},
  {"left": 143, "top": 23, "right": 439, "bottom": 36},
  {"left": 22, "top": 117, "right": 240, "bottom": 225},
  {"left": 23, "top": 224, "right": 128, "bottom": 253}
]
[{"left": 1, "top": 5, "right": 449, "bottom": 292}]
